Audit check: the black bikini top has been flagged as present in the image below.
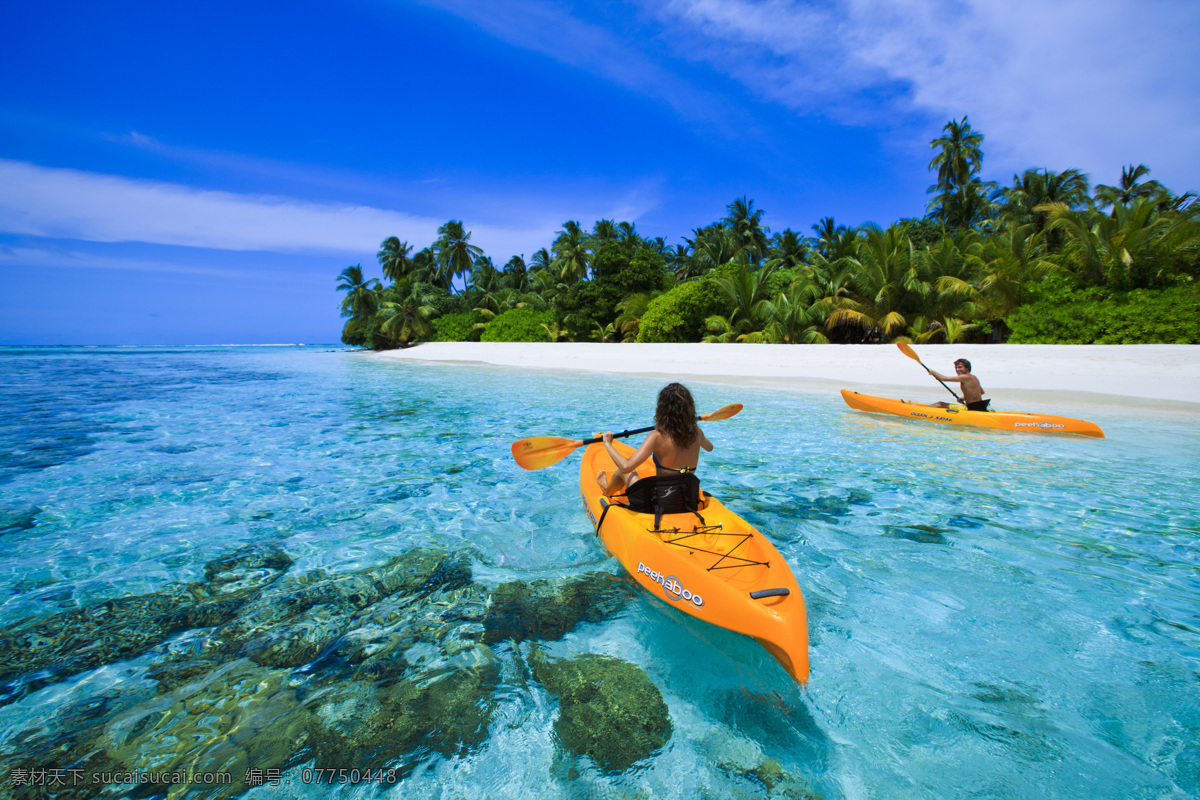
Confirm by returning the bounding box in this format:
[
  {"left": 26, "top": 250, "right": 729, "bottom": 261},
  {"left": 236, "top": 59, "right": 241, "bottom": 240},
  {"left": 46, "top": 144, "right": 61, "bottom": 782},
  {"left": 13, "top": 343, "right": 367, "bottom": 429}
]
[{"left": 652, "top": 452, "right": 697, "bottom": 475}]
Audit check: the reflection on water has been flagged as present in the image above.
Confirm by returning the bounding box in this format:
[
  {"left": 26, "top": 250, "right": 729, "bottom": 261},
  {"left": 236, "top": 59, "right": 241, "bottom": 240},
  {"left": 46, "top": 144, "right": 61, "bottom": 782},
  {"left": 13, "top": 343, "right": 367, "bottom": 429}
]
[{"left": 0, "top": 346, "right": 1197, "bottom": 799}]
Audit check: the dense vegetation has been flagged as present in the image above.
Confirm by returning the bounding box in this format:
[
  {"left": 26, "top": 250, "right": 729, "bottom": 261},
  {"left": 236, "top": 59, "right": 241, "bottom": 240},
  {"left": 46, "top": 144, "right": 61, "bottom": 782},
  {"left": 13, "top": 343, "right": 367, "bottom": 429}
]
[{"left": 338, "top": 119, "right": 1200, "bottom": 348}]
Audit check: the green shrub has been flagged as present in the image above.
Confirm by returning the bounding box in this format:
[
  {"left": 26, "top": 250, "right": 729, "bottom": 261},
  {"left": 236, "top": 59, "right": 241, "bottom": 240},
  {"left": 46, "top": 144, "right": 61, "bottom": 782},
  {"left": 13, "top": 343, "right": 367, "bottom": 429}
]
[
  {"left": 1006, "top": 282, "right": 1200, "bottom": 343},
  {"left": 480, "top": 308, "right": 555, "bottom": 342},
  {"left": 425, "top": 290, "right": 466, "bottom": 317},
  {"left": 432, "top": 311, "right": 486, "bottom": 342},
  {"left": 340, "top": 318, "right": 370, "bottom": 347},
  {"left": 637, "top": 279, "right": 730, "bottom": 342},
  {"left": 557, "top": 245, "right": 672, "bottom": 339}
]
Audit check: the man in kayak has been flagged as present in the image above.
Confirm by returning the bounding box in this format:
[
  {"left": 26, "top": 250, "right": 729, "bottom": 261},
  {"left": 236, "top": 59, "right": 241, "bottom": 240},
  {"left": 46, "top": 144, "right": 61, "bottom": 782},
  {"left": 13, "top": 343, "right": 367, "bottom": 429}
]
[
  {"left": 596, "top": 382, "right": 713, "bottom": 497},
  {"left": 928, "top": 358, "right": 990, "bottom": 411}
]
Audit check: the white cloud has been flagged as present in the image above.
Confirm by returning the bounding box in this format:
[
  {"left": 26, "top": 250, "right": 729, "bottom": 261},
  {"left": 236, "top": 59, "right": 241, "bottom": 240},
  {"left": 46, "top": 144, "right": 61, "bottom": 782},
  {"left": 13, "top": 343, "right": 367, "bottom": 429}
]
[
  {"left": 0, "top": 243, "right": 271, "bottom": 278},
  {"left": 646, "top": 0, "right": 1200, "bottom": 189},
  {"left": 0, "top": 158, "right": 442, "bottom": 253},
  {"left": 0, "top": 159, "right": 582, "bottom": 261}
]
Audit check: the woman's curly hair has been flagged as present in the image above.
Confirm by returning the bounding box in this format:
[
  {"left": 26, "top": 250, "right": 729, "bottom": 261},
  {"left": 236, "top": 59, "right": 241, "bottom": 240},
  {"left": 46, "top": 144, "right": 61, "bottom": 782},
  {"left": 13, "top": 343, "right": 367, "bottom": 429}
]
[{"left": 655, "top": 383, "right": 697, "bottom": 446}]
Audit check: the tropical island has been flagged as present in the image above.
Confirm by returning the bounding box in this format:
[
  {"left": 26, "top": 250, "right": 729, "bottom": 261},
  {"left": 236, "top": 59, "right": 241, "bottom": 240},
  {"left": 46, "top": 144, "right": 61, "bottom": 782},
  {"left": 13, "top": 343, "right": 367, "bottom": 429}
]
[{"left": 337, "top": 118, "right": 1200, "bottom": 349}]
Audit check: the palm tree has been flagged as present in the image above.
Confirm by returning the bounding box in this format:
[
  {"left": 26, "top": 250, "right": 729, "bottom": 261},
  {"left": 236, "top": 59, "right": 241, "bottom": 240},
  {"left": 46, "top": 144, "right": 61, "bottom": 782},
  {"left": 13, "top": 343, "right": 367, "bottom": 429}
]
[
  {"left": 761, "top": 282, "right": 829, "bottom": 344},
  {"left": 591, "top": 219, "right": 618, "bottom": 251},
  {"left": 336, "top": 265, "right": 380, "bottom": 319},
  {"left": 667, "top": 243, "right": 697, "bottom": 283},
  {"left": 1044, "top": 198, "right": 1200, "bottom": 288},
  {"left": 929, "top": 178, "right": 998, "bottom": 231},
  {"left": 377, "top": 276, "right": 434, "bottom": 347},
  {"left": 409, "top": 247, "right": 438, "bottom": 286},
  {"left": 1094, "top": 164, "right": 1165, "bottom": 214},
  {"left": 686, "top": 225, "right": 744, "bottom": 275},
  {"left": 703, "top": 263, "right": 779, "bottom": 342},
  {"left": 928, "top": 117, "right": 984, "bottom": 195},
  {"left": 765, "top": 229, "right": 809, "bottom": 271},
  {"left": 530, "top": 248, "right": 554, "bottom": 275},
  {"left": 530, "top": 267, "right": 569, "bottom": 307},
  {"left": 1000, "top": 169, "right": 1089, "bottom": 226},
  {"left": 723, "top": 196, "right": 769, "bottom": 265},
  {"left": 826, "top": 224, "right": 915, "bottom": 342},
  {"left": 941, "top": 317, "right": 982, "bottom": 344},
  {"left": 502, "top": 255, "right": 530, "bottom": 293},
  {"left": 377, "top": 237, "right": 413, "bottom": 283},
  {"left": 917, "top": 233, "right": 988, "bottom": 331},
  {"left": 540, "top": 320, "right": 568, "bottom": 342},
  {"left": 927, "top": 118, "right": 993, "bottom": 230},
  {"left": 590, "top": 321, "right": 618, "bottom": 342},
  {"left": 614, "top": 293, "right": 653, "bottom": 342},
  {"left": 552, "top": 221, "right": 591, "bottom": 282},
  {"left": 973, "top": 222, "right": 1051, "bottom": 316},
  {"left": 469, "top": 255, "right": 500, "bottom": 297},
  {"left": 616, "top": 221, "right": 642, "bottom": 250},
  {"left": 811, "top": 218, "right": 858, "bottom": 261},
  {"left": 433, "top": 220, "right": 483, "bottom": 293}
]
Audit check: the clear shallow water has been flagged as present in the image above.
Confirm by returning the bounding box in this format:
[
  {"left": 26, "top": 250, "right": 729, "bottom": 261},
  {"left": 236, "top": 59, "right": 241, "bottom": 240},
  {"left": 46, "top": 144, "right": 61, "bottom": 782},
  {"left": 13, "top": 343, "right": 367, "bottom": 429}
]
[{"left": 0, "top": 345, "right": 1197, "bottom": 799}]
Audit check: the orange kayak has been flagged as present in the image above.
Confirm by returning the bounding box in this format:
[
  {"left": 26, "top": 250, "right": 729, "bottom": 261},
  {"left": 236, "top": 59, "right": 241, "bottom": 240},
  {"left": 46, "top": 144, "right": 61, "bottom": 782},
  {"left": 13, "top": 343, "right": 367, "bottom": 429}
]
[
  {"left": 841, "top": 390, "right": 1105, "bottom": 438},
  {"left": 579, "top": 439, "right": 809, "bottom": 683}
]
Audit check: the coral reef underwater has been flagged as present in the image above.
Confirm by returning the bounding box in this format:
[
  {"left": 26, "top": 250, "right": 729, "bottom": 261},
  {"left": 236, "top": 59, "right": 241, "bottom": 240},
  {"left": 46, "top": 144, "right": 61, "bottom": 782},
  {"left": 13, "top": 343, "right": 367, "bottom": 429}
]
[{"left": 0, "top": 543, "right": 820, "bottom": 798}]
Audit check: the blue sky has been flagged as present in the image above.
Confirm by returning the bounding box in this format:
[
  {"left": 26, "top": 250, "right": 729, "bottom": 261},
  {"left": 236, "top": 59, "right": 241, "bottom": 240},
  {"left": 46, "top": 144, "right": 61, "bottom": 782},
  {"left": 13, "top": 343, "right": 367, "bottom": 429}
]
[{"left": 2, "top": 0, "right": 1198, "bottom": 345}]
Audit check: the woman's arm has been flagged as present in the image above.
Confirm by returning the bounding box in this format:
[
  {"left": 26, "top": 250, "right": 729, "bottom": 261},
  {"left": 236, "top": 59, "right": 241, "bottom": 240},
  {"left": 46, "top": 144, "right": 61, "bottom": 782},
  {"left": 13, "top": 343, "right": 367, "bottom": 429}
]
[
  {"left": 603, "top": 430, "right": 658, "bottom": 475},
  {"left": 697, "top": 426, "right": 713, "bottom": 452}
]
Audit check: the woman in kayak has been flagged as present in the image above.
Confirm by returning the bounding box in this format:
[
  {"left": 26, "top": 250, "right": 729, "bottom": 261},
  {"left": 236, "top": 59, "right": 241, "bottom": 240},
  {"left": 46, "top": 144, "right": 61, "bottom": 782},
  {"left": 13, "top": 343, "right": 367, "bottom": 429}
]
[{"left": 596, "top": 382, "right": 713, "bottom": 496}]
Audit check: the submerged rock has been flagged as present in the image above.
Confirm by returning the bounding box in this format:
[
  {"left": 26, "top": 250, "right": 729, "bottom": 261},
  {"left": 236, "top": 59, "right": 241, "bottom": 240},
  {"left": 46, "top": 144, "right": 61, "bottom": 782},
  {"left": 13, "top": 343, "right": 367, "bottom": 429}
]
[
  {"left": 483, "top": 571, "right": 633, "bottom": 643},
  {"left": 533, "top": 652, "right": 672, "bottom": 773},
  {"left": 0, "top": 503, "right": 41, "bottom": 536},
  {"left": 203, "top": 547, "right": 477, "bottom": 668},
  {"left": 0, "top": 583, "right": 263, "bottom": 705},
  {"left": 702, "top": 728, "right": 824, "bottom": 799},
  {"left": 92, "top": 659, "right": 314, "bottom": 798},
  {"left": 203, "top": 542, "right": 295, "bottom": 592},
  {"left": 0, "top": 541, "right": 653, "bottom": 795},
  {"left": 883, "top": 524, "right": 951, "bottom": 545},
  {"left": 308, "top": 643, "right": 500, "bottom": 774}
]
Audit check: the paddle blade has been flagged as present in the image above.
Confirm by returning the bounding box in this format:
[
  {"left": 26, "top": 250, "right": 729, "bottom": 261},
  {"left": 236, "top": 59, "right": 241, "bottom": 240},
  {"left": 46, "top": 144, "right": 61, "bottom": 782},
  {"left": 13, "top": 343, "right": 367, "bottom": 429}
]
[
  {"left": 511, "top": 436, "right": 582, "bottom": 471},
  {"left": 897, "top": 342, "right": 922, "bottom": 362},
  {"left": 700, "top": 403, "right": 743, "bottom": 421}
]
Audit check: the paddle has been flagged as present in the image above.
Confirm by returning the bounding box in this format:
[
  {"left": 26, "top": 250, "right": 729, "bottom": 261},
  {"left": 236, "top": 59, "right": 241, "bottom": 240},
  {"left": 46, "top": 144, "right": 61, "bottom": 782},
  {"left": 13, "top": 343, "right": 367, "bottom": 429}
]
[
  {"left": 511, "top": 403, "right": 743, "bottom": 471},
  {"left": 896, "top": 342, "right": 962, "bottom": 402}
]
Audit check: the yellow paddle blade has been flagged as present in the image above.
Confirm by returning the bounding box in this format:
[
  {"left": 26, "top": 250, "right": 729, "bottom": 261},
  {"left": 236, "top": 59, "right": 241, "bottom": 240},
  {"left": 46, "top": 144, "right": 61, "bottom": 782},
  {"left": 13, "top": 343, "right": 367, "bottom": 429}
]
[
  {"left": 701, "top": 403, "right": 743, "bottom": 421},
  {"left": 896, "top": 342, "right": 922, "bottom": 362},
  {"left": 511, "top": 436, "right": 583, "bottom": 471}
]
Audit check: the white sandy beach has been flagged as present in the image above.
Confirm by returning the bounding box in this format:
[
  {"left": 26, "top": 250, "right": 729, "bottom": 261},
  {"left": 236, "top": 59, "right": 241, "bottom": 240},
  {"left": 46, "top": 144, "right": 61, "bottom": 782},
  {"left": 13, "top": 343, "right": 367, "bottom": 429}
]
[{"left": 372, "top": 343, "right": 1200, "bottom": 411}]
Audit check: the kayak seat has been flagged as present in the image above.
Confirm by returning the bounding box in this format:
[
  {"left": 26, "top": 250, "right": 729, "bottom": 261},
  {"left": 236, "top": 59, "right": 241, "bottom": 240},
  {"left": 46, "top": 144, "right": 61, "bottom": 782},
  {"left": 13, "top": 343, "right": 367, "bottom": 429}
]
[{"left": 608, "top": 473, "right": 705, "bottom": 531}]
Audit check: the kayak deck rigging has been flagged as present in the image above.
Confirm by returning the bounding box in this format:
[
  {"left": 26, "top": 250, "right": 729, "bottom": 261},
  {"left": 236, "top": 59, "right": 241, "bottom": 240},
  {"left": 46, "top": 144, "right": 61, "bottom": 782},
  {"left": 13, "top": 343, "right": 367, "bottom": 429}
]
[
  {"left": 658, "top": 526, "right": 771, "bottom": 571},
  {"left": 601, "top": 495, "right": 773, "bottom": 571}
]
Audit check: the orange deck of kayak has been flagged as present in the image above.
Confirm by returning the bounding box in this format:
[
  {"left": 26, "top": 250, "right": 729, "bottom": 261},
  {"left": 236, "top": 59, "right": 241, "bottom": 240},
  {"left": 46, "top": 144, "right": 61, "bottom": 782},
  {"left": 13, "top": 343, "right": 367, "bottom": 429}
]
[
  {"left": 579, "top": 439, "right": 809, "bottom": 683},
  {"left": 841, "top": 390, "right": 1105, "bottom": 438}
]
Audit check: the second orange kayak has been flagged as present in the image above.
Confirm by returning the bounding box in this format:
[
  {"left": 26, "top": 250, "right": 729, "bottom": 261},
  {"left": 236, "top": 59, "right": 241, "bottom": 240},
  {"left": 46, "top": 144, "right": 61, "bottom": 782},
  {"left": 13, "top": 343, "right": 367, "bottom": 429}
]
[{"left": 841, "top": 390, "right": 1105, "bottom": 438}]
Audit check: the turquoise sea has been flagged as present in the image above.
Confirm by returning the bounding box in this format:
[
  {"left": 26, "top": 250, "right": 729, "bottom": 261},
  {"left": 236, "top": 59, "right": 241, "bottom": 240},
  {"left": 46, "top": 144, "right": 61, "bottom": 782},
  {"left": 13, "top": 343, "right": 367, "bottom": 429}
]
[{"left": 1, "top": 345, "right": 1198, "bottom": 799}]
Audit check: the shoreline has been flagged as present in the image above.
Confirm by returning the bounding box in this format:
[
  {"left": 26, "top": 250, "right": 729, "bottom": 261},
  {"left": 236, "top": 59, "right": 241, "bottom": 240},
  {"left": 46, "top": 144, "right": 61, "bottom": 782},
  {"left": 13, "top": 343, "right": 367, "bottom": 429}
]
[{"left": 369, "top": 343, "right": 1200, "bottom": 411}]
